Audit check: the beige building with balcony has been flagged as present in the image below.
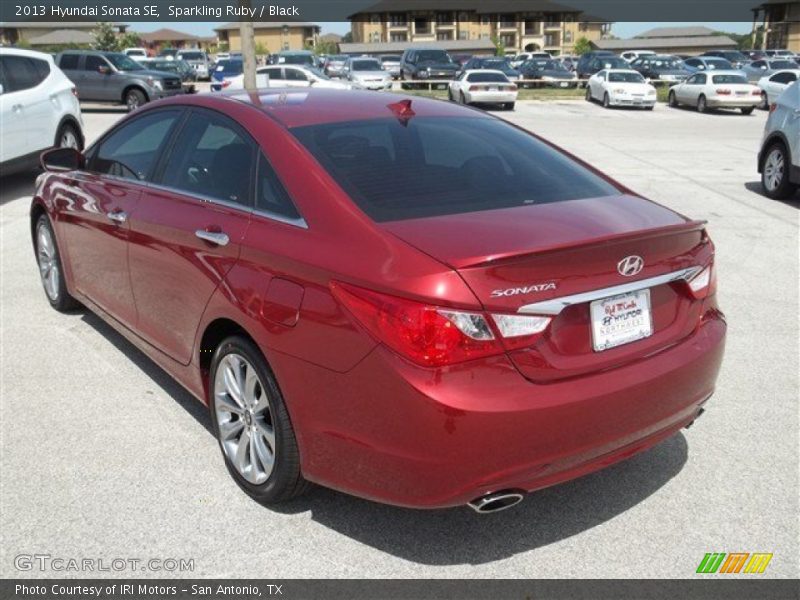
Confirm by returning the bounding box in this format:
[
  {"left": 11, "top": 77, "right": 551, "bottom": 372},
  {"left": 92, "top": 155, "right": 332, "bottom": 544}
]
[
  {"left": 752, "top": 1, "right": 800, "bottom": 52},
  {"left": 348, "top": 1, "right": 610, "bottom": 55},
  {"left": 214, "top": 22, "right": 320, "bottom": 53}
]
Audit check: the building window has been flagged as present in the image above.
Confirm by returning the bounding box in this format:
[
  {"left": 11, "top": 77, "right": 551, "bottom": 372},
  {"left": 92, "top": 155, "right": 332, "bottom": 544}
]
[
  {"left": 544, "top": 33, "right": 560, "bottom": 47},
  {"left": 388, "top": 13, "right": 407, "bottom": 26},
  {"left": 480, "top": 16, "right": 490, "bottom": 25},
  {"left": 390, "top": 32, "right": 408, "bottom": 42},
  {"left": 524, "top": 21, "right": 541, "bottom": 35},
  {"left": 564, "top": 31, "right": 572, "bottom": 43},
  {"left": 436, "top": 12, "right": 454, "bottom": 25},
  {"left": 499, "top": 14, "right": 516, "bottom": 28},
  {"left": 414, "top": 18, "right": 430, "bottom": 34},
  {"left": 500, "top": 33, "right": 516, "bottom": 48},
  {"left": 370, "top": 15, "right": 380, "bottom": 24},
  {"left": 437, "top": 31, "right": 454, "bottom": 41},
  {"left": 480, "top": 33, "right": 490, "bottom": 40},
  {"left": 458, "top": 30, "right": 469, "bottom": 40}
]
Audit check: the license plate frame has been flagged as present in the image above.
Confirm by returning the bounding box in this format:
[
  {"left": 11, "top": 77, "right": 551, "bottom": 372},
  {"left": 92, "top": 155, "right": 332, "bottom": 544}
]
[{"left": 590, "top": 289, "right": 653, "bottom": 352}]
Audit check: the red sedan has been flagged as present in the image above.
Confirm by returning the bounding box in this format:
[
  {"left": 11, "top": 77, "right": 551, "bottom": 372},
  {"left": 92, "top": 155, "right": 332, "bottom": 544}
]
[{"left": 32, "top": 90, "right": 725, "bottom": 513}]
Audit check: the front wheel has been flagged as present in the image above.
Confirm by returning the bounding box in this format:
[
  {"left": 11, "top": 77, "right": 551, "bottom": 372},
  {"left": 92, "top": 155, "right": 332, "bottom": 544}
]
[
  {"left": 603, "top": 92, "right": 610, "bottom": 108},
  {"left": 760, "top": 92, "right": 769, "bottom": 110},
  {"left": 209, "top": 335, "right": 310, "bottom": 504},
  {"left": 125, "top": 88, "right": 146, "bottom": 112},
  {"left": 585, "top": 86, "right": 593, "bottom": 102},
  {"left": 459, "top": 91, "right": 468, "bottom": 105},
  {"left": 55, "top": 122, "right": 82, "bottom": 151},
  {"left": 741, "top": 106, "right": 754, "bottom": 115},
  {"left": 34, "top": 215, "right": 80, "bottom": 312},
  {"left": 697, "top": 95, "right": 707, "bottom": 113},
  {"left": 762, "top": 142, "right": 799, "bottom": 200},
  {"left": 668, "top": 90, "right": 678, "bottom": 107}
]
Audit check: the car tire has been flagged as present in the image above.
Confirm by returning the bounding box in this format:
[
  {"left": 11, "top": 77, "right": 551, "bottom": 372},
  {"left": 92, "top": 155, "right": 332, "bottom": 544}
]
[
  {"left": 585, "top": 86, "right": 592, "bottom": 102},
  {"left": 459, "top": 91, "right": 467, "bottom": 105},
  {"left": 504, "top": 102, "right": 515, "bottom": 111},
  {"left": 55, "top": 122, "right": 82, "bottom": 151},
  {"left": 760, "top": 92, "right": 769, "bottom": 110},
  {"left": 209, "top": 335, "right": 311, "bottom": 505},
  {"left": 697, "top": 95, "right": 707, "bottom": 113},
  {"left": 741, "top": 106, "right": 755, "bottom": 115},
  {"left": 34, "top": 214, "right": 80, "bottom": 312},
  {"left": 603, "top": 92, "right": 610, "bottom": 108},
  {"left": 125, "top": 88, "right": 147, "bottom": 112},
  {"left": 668, "top": 90, "right": 678, "bottom": 107},
  {"left": 447, "top": 88, "right": 454, "bottom": 102},
  {"left": 761, "top": 142, "right": 799, "bottom": 200},
  {"left": 644, "top": 105, "right": 654, "bottom": 111}
]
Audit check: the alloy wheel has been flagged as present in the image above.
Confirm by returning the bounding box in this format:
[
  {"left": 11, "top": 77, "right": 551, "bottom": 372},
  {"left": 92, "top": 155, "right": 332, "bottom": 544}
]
[
  {"left": 36, "top": 222, "right": 59, "bottom": 301},
  {"left": 60, "top": 128, "right": 78, "bottom": 149},
  {"left": 764, "top": 148, "right": 785, "bottom": 192},
  {"left": 213, "top": 353, "right": 276, "bottom": 485}
]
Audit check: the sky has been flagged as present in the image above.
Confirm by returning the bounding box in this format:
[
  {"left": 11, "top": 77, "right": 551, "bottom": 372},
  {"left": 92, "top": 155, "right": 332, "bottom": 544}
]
[{"left": 136, "top": 21, "right": 753, "bottom": 38}]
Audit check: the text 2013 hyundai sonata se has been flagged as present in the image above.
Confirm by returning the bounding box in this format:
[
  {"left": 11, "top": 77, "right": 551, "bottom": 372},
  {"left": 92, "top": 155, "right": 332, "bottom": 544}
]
[{"left": 32, "top": 89, "right": 726, "bottom": 513}]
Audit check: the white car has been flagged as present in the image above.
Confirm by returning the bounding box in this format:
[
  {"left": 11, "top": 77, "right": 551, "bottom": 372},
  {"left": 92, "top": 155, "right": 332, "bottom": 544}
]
[
  {"left": 221, "top": 65, "right": 353, "bottom": 91},
  {"left": 343, "top": 57, "right": 392, "bottom": 91},
  {"left": 668, "top": 71, "right": 760, "bottom": 114},
  {"left": 668, "top": 71, "right": 761, "bottom": 115},
  {"left": 620, "top": 50, "right": 657, "bottom": 63},
  {"left": 586, "top": 69, "right": 656, "bottom": 109},
  {"left": 0, "top": 48, "right": 83, "bottom": 175},
  {"left": 448, "top": 69, "right": 518, "bottom": 110},
  {"left": 757, "top": 69, "right": 800, "bottom": 109},
  {"left": 123, "top": 48, "right": 148, "bottom": 61},
  {"left": 758, "top": 80, "right": 799, "bottom": 199}
]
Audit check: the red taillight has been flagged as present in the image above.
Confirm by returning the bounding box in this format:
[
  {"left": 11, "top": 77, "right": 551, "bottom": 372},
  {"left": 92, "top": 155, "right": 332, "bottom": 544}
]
[
  {"left": 752, "top": 89, "right": 761, "bottom": 96},
  {"left": 221, "top": 80, "right": 232, "bottom": 88},
  {"left": 687, "top": 264, "right": 716, "bottom": 300},
  {"left": 716, "top": 88, "right": 731, "bottom": 95},
  {"left": 770, "top": 102, "right": 778, "bottom": 112},
  {"left": 331, "top": 282, "right": 503, "bottom": 367},
  {"left": 469, "top": 85, "right": 481, "bottom": 91},
  {"left": 508, "top": 84, "right": 518, "bottom": 91}
]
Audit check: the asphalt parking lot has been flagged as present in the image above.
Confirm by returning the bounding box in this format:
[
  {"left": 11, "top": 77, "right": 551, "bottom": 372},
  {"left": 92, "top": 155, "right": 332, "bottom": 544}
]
[{"left": 0, "top": 99, "right": 797, "bottom": 579}]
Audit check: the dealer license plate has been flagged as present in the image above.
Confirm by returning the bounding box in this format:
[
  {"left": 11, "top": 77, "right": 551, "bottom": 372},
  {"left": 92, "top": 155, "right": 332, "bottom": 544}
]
[
  {"left": 559, "top": 81, "right": 569, "bottom": 87},
  {"left": 590, "top": 289, "right": 653, "bottom": 352}
]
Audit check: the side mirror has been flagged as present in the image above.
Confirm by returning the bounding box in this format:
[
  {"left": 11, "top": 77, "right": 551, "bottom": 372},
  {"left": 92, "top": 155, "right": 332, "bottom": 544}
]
[
  {"left": 41, "top": 147, "right": 84, "bottom": 172},
  {"left": 98, "top": 65, "right": 111, "bottom": 75}
]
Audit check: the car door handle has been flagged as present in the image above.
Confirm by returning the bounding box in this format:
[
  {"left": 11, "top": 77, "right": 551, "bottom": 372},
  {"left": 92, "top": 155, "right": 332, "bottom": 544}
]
[
  {"left": 107, "top": 210, "right": 128, "bottom": 223},
  {"left": 195, "top": 230, "right": 229, "bottom": 246}
]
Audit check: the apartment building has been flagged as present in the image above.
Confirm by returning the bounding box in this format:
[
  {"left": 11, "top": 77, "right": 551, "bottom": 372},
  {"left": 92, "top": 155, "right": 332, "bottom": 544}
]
[
  {"left": 348, "top": 1, "right": 610, "bottom": 55},
  {"left": 214, "top": 22, "right": 320, "bottom": 53},
  {"left": 752, "top": 1, "right": 800, "bottom": 52}
]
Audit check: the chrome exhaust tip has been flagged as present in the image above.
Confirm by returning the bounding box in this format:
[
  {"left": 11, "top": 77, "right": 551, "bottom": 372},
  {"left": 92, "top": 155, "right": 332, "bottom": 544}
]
[{"left": 468, "top": 490, "right": 525, "bottom": 514}]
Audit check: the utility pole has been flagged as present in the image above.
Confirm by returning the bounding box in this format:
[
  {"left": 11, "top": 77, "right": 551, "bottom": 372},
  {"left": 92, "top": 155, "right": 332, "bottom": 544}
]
[{"left": 239, "top": 0, "right": 257, "bottom": 90}]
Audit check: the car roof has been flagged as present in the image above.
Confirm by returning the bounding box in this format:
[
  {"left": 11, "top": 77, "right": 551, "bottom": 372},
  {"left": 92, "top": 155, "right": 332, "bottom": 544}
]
[
  {"left": 0, "top": 47, "right": 53, "bottom": 60},
  {"left": 210, "top": 88, "right": 487, "bottom": 128},
  {"left": 700, "top": 70, "right": 749, "bottom": 76},
  {"left": 605, "top": 69, "right": 643, "bottom": 73},
  {"left": 464, "top": 69, "right": 507, "bottom": 75}
]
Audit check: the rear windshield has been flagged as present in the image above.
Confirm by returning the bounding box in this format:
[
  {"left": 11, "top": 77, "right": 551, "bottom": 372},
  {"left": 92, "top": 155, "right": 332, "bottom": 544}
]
[
  {"left": 416, "top": 50, "right": 451, "bottom": 63},
  {"left": 770, "top": 60, "right": 797, "bottom": 69},
  {"left": 352, "top": 59, "right": 381, "bottom": 71},
  {"left": 216, "top": 60, "right": 243, "bottom": 74},
  {"left": 179, "top": 51, "right": 204, "bottom": 60},
  {"left": 291, "top": 117, "right": 618, "bottom": 222},
  {"left": 381, "top": 55, "right": 401, "bottom": 62},
  {"left": 712, "top": 74, "right": 748, "bottom": 84},
  {"left": 705, "top": 59, "right": 732, "bottom": 69},
  {"left": 466, "top": 72, "right": 509, "bottom": 83}
]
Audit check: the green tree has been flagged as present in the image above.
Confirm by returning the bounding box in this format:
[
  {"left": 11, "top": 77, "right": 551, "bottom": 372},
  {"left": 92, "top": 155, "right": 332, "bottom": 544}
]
[
  {"left": 573, "top": 36, "right": 592, "bottom": 56},
  {"left": 341, "top": 31, "right": 353, "bottom": 44},
  {"left": 315, "top": 40, "right": 338, "bottom": 55},
  {"left": 93, "top": 22, "right": 119, "bottom": 51},
  {"left": 491, "top": 35, "right": 505, "bottom": 56},
  {"left": 255, "top": 41, "right": 268, "bottom": 56},
  {"left": 117, "top": 32, "right": 142, "bottom": 51}
]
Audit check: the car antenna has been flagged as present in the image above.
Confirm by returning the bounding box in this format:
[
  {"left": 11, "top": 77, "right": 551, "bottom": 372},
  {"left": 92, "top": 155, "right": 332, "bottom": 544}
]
[{"left": 387, "top": 99, "right": 415, "bottom": 126}]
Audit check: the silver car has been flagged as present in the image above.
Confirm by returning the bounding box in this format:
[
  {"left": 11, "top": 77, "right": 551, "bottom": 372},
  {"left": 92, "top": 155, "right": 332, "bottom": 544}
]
[
  {"left": 742, "top": 58, "right": 800, "bottom": 83},
  {"left": 344, "top": 57, "right": 392, "bottom": 90},
  {"left": 379, "top": 54, "right": 401, "bottom": 79},
  {"left": 176, "top": 49, "right": 211, "bottom": 80}
]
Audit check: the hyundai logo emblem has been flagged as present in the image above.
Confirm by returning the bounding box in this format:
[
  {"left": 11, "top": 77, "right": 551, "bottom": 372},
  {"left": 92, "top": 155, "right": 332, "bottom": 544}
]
[{"left": 617, "top": 255, "right": 644, "bottom": 277}]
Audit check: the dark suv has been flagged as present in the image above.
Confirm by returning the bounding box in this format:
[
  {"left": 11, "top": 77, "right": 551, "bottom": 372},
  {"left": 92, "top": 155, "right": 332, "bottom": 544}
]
[
  {"left": 57, "top": 50, "right": 184, "bottom": 111},
  {"left": 575, "top": 51, "right": 621, "bottom": 78},
  {"left": 399, "top": 48, "right": 459, "bottom": 80}
]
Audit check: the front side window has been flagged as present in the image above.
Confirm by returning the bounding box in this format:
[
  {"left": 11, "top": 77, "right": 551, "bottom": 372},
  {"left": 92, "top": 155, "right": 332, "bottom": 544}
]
[
  {"left": 89, "top": 110, "right": 181, "bottom": 181},
  {"left": 284, "top": 68, "right": 308, "bottom": 81},
  {"left": 159, "top": 110, "right": 255, "bottom": 207},
  {"left": 105, "top": 53, "right": 143, "bottom": 71},
  {"left": 84, "top": 55, "right": 108, "bottom": 72},
  {"left": 292, "top": 117, "right": 618, "bottom": 222}
]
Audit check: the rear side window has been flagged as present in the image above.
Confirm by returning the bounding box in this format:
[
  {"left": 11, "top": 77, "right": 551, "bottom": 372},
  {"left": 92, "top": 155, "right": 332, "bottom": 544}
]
[
  {"left": 58, "top": 54, "right": 80, "bottom": 70},
  {"left": 84, "top": 55, "right": 106, "bottom": 71},
  {"left": 158, "top": 110, "right": 255, "bottom": 207},
  {"left": 292, "top": 117, "right": 618, "bottom": 222},
  {"left": 0, "top": 55, "right": 50, "bottom": 92},
  {"left": 256, "top": 153, "right": 302, "bottom": 221},
  {"left": 89, "top": 110, "right": 181, "bottom": 181}
]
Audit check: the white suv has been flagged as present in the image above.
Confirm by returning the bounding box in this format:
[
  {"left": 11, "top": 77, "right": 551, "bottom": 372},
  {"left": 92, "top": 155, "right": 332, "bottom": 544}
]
[
  {"left": 0, "top": 48, "right": 84, "bottom": 175},
  {"left": 759, "top": 80, "right": 800, "bottom": 199}
]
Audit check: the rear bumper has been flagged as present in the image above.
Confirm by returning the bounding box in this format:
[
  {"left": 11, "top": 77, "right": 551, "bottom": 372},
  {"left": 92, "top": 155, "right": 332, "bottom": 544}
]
[
  {"left": 706, "top": 96, "right": 759, "bottom": 108},
  {"left": 610, "top": 96, "right": 656, "bottom": 107},
  {"left": 466, "top": 91, "right": 518, "bottom": 104},
  {"left": 272, "top": 311, "right": 726, "bottom": 508}
]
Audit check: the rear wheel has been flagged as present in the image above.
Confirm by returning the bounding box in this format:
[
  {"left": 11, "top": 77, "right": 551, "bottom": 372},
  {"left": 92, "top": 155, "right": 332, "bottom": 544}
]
[
  {"left": 34, "top": 215, "right": 80, "bottom": 312},
  {"left": 459, "top": 91, "right": 467, "bottom": 105},
  {"left": 602, "top": 92, "right": 610, "bottom": 108},
  {"left": 762, "top": 142, "right": 798, "bottom": 200},
  {"left": 209, "top": 335, "right": 310, "bottom": 504},
  {"left": 697, "top": 95, "right": 707, "bottom": 113},
  {"left": 741, "top": 106, "right": 754, "bottom": 115},
  {"left": 55, "top": 122, "right": 82, "bottom": 151},
  {"left": 503, "top": 102, "right": 515, "bottom": 111},
  {"left": 585, "top": 86, "right": 592, "bottom": 102},
  {"left": 760, "top": 92, "right": 769, "bottom": 110},
  {"left": 668, "top": 90, "right": 678, "bottom": 107}
]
